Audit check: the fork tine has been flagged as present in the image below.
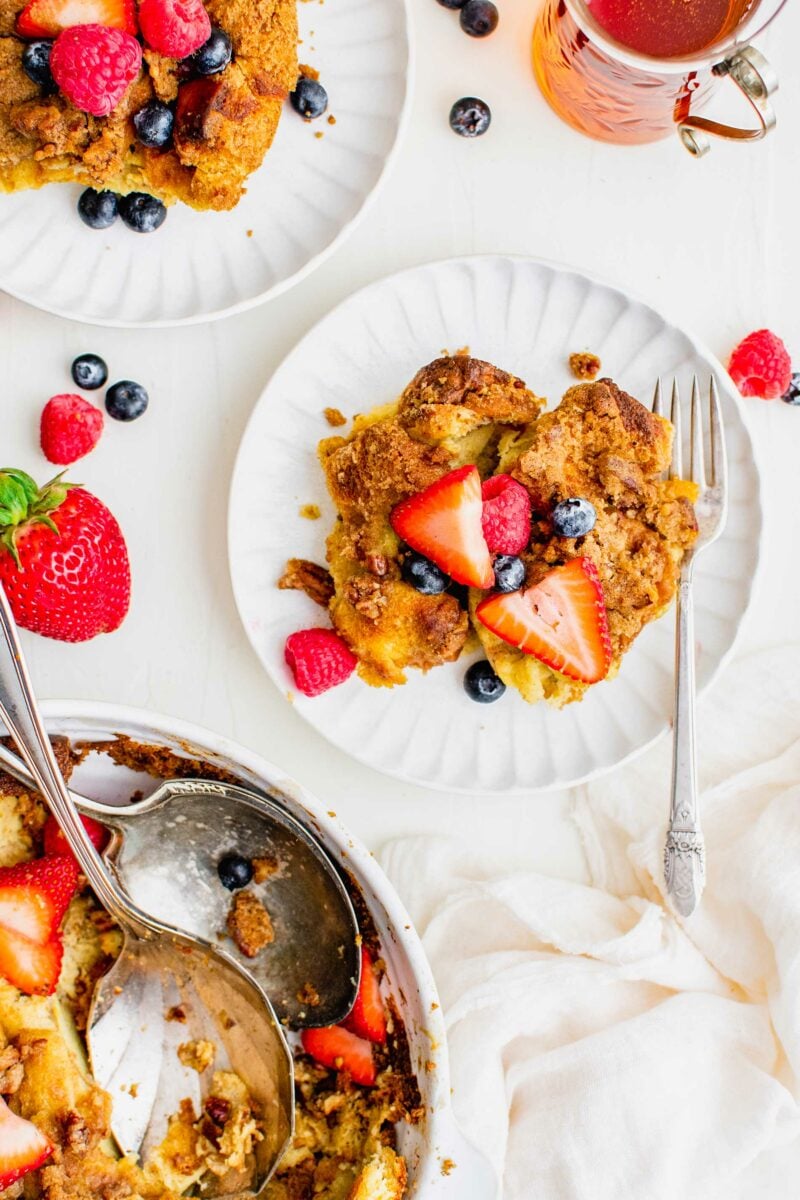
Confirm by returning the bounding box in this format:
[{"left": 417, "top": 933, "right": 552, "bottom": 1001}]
[
  {"left": 708, "top": 375, "right": 726, "bottom": 491},
  {"left": 689, "top": 374, "right": 706, "bottom": 488},
  {"left": 652, "top": 379, "right": 663, "bottom": 417},
  {"left": 669, "top": 379, "right": 682, "bottom": 479}
]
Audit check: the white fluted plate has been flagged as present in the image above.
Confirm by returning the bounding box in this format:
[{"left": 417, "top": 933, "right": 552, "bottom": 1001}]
[
  {"left": 228, "top": 255, "right": 762, "bottom": 794},
  {"left": 0, "top": 0, "right": 410, "bottom": 326}
]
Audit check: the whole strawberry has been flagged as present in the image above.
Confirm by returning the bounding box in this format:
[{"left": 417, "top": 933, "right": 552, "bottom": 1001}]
[{"left": 0, "top": 470, "right": 130, "bottom": 642}]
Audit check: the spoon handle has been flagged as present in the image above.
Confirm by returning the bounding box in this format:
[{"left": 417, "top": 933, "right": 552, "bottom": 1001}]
[
  {"left": 0, "top": 737, "right": 121, "bottom": 817},
  {"left": 0, "top": 584, "right": 145, "bottom": 930}
]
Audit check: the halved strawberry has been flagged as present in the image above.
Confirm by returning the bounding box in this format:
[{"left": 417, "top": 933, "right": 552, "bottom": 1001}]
[
  {"left": 43, "top": 813, "right": 109, "bottom": 863},
  {"left": 0, "top": 927, "right": 63, "bottom": 996},
  {"left": 15, "top": 0, "right": 137, "bottom": 38},
  {"left": 0, "top": 855, "right": 80, "bottom": 943},
  {"left": 390, "top": 466, "right": 494, "bottom": 589},
  {"left": 476, "top": 557, "right": 612, "bottom": 684},
  {"left": 301, "top": 1025, "right": 376, "bottom": 1086},
  {"left": 343, "top": 947, "right": 387, "bottom": 1045},
  {"left": 0, "top": 1096, "right": 52, "bottom": 1188}
]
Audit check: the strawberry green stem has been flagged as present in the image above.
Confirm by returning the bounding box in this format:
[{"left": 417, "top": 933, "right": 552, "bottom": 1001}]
[{"left": 0, "top": 469, "right": 74, "bottom": 569}]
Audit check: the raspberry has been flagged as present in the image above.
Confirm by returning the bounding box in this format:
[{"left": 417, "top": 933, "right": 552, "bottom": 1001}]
[
  {"left": 285, "top": 628, "right": 357, "bottom": 697},
  {"left": 728, "top": 329, "right": 792, "bottom": 400},
  {"left": 50, "top": 25, "right": 142, "bottom": 117},
  {"left": 138, "top": 0, "right": 211, "bottom": 58},
  {"left": 40, "top": 394, "right": 104, "bottom": 465},
  {"left": 481, "top": 475, "right": 531, "bottom": 555}
]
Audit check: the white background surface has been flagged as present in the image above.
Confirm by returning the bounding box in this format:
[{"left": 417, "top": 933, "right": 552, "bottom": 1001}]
[{"left": 1, "top": 0, "right": 797, "bottom": 883}]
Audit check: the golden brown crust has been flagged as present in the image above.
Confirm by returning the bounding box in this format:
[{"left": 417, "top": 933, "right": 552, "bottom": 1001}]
[{"left": 0, "top": 0, "right": 298, "bottom": 210}]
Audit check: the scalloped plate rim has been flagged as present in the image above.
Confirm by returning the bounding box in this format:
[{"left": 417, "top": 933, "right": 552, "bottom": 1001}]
[
  {"left": 228, "top": 252, "right": 764, "bottom": 795},
  {"left": 0, "top": 0, "right": 414, "bottom": 329}
]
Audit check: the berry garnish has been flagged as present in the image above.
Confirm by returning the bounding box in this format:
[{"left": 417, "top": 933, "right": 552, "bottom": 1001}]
[
  {"left": 105, "top": 379, "right": 149, "bottom": 420},
  {"left": 0, "top": 469, "right": 131, "bottom": 642},
  {"left": 133, "top": 100, "right": 174, "bottom": 148},
  {"left": 301, "top": 1025, "right": 376, "bottom": 1086},
  {"left": 285, "top": 628, "right": 357, "bottom": 696},
  {"left": 477, "top": 557, "right": 612, "bottom": 684},
  {"left": 481, "top": 475, "right": 531, "bottom": 555},
  {"left": 728, "top": 329, "right": 792, "bottom": 400},
  {"left": 71, "top": 353, "right": 108, "bottom": 391},
  {"left": 0, "top": 1096, "right": 53, "bottom": 1188},
  {"left": 401, "top": 551, "right": 448, "bottom": 595},
  {"left": 16, "top": 0, "right": 137, "bottom": 38},
  {"left": 43, "top": 813, "right": 109, "bottom": 862},
  {"left": 449, "top": 97, "right": 491, "bottom": 138},
  {"left": 40, "top": 394, "right": 104, "bottom": 465},
  {"left": 217, "top": 853, "right": 253, "bottom": 892},
  {"left": 290, "top": 77, "right": 328, "bottom": 119},
  {"left": 77, "top": 188, "right": 118, "bottom": 230},
  {"left": 50, "top": 25, "right": 142, "bottom": 117},
  {"left": 492, "top": 554, "right": 525, "bottom": 593},
  {"left": 464, "top": 659, "right": 506, "bottom": 703},
  {"left": 343, "top": 947, "right": 387, "bottom": 1044},
  {"left": 0, "top": 928, "right": 63, "bottom": 996},
  {"left": 460, "top": 0, "right": 498, "bottom": 36},
  {"left": 118, "top": 193, "right": 167, "bottom": 234},
  {"left": 391, "top": 466, "right": 494, "bottom": 590},
  {"left": 138, "top": 0, "right": 210, "bottom": 57},
  {"left": 21, "top": 41, "right": 54, "bottom": 90},
  {"left": 0, "top": 855, "right": 80, "bottom": 942},
  {"left": 782, "top": 372, "right": 800, "bottom": 406},
  {"left": 192, "top": 27, "right": 232, "bottom": 76},
  {"left": 551, "top": 497, "right": 597, "bottom": 538}
]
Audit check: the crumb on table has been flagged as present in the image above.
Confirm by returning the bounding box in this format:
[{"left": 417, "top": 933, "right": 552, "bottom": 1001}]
[
  {"left": 299, "top": 504, "right": 321, "bottom": 520},
  {"left": 278, "top": 558, "right": 334, "bottom": 608},
  {"left": 323, "top": 407, "right": 347, "bottom": 427},
  {"left": 252, "top": 854, "right": 281, "bottom": 884},
  {"left": 227, "top": 891, "right": 275, "bottom": 958},
  {"left": 569, "top": 351, "right": 602, "bottom": 380},
  {"left": 178, "top": 1039, "right": 216, "bottom": 1073}
]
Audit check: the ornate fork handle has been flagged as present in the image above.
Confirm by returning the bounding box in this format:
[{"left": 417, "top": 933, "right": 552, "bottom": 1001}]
[{"left": 664, "top": 567, "right": 706, "bottom": 916}]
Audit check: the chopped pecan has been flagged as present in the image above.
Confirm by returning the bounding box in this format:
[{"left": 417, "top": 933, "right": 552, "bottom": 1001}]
[{"left": 278, "top": 559, "right": 334, "bottom": 609}]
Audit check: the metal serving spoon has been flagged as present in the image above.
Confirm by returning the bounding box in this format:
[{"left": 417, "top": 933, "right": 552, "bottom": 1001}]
[
  {"left": 0, "top": 585, "right": 294, "bottom": 1190},
  {"left": 0, "top": 745, "right": 361, "bottom": 1029}
]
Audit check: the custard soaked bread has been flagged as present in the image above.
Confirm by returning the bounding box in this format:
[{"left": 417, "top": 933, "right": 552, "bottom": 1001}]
[{"left": 0, "top": 0, "right": 297, "bottom": 210}]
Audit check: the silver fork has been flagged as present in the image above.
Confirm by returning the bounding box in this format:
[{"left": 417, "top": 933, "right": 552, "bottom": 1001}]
[{"left": 652, "top": 376, "right": 728, "bottom": 917}]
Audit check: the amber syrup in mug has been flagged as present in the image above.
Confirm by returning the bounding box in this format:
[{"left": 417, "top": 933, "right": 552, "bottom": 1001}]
[{"left": 586, "top": 0, "right": 757, "bottom": 58}]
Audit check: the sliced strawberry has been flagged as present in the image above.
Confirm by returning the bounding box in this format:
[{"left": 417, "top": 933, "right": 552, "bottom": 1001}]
[
  {"left": 43, "top": 814, "right": 109, "bottom": 863},
  {"left": 16, "top": 0, "right": 137, "bottom": 38},
  {"left": 343, "top": 947, "right": 387, "bottom": 1045},
  {"left": 390, "top": 466, "right": 494, "bottom": 590},
  {"left": 0, "top": 856, "right": 80, "bottom": 942},
  {"left": 476, "top": 557, "right": 612, "bottom": 684},
  {"left": 0, "top": 928, "right": 63, "bottom": 996},
  {"left": 301, "top": 1025, "right": 376, "bottom": 1086},
  {"left": 0, "top": 1096, "right": 52, "bottom": 1188}
]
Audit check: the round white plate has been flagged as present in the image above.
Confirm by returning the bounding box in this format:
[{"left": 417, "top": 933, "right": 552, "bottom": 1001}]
[
  {"left": 228, "top": 255, "right": 763, "bottom": 794},
  {"left": 0, "top": 0, "right": 411, "bottom": 327}
]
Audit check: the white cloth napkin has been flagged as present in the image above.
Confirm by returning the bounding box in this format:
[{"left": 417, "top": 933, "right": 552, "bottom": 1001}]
[{"left": 380, "top": 646, "right": 800, "bottom": 1200}]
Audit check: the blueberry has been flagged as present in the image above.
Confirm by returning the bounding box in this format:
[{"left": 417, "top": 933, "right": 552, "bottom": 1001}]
[
  {"left": 401, "top": 552, "right": 448, "bottom": 595},
  {"left": 77, "top": 188, "right": 119, "bottom": 230},
  {"left": 493, "top": 555, "right": 525, "bottom": 593},
  {"left": 106, "top": 380, "right": 149, "bottom": 421},
  {"left": 449, "top": 97, "right": 492, "bottom": 138},
  {"left": 437, "top": 0, "right": 467, "bottom": 6},
  {"left": 71, "top": 353, "right": 108, "bottom": 391},
  {"left": 781, "top": 372, "right": 800, "bottom": 405},
  {"left": 464, "top": 660, "right": 506, "bottom": 703},
  {"left": 21, "top": 40, "right": 54, "bottom": 90},
  {"left": 192, "top": 27, "right": 233, "bottom": 75},
  {"left": 552, "top": 498, "right": 597, "bottom": 538},
  {"left": 133, "top": 101, "right": 174, "bottom": 149},
  {"left": 460, "top": 0, "right": 499, "bottom": 37},
  {"left": 217, "top": 852, "right": 253, "bottom": 891},
  {"left": 290, "top": 77, "right": 328, "bottom": 119},
  {"left": 118, "top": 192, "right": 167, "bottom": 234}
]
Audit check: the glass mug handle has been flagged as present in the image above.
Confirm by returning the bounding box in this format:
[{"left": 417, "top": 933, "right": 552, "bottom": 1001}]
[{"left": 678, "top": 47, "right": 778, "bottom": 157}]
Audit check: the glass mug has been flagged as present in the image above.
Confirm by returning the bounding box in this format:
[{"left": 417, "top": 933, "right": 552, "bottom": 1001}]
[{"left": 533, "top": 0, "right": 787, "bottom": 155}]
